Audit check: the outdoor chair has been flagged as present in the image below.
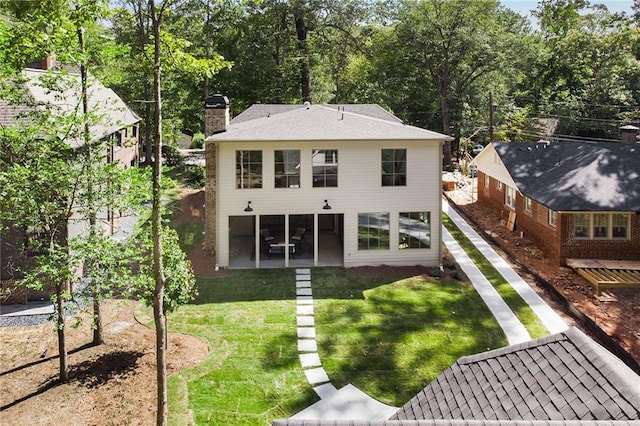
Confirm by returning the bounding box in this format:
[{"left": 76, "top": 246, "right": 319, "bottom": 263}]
[
  {"left": 260, "top": 228, "right": 274, "bottom": 242},
  {"left": 291, "top": 227, "right": 305, "bottom": 243}
]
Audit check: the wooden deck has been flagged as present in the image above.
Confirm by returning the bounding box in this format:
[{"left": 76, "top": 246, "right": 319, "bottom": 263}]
[{"left": 567, "top": 259, "right": 640, "bottom": 296}]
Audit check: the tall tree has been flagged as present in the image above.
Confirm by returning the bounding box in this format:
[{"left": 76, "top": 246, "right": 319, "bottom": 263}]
[{"left": 395, "top": 0, "right": 523, "bottom": 164}]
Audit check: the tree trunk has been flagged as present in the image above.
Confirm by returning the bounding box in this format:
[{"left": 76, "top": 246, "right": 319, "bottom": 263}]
[
  {"left": 438, "top": 83, "right": 452, "bottom": 166},
  {"left": 294, "top": 13, "right": 311, "bottom": 102},
  {"left": 56, "top": 281, "right": 69, "bottom": 382},
  {"left": 144, "top": 79, "right": 153, "bottom": 165},
  {"left": 150, "top": 1, "right": 167, "bottom": 424},
  {"left": 78, "top": 25, "right": 104, "bottom": 346}
]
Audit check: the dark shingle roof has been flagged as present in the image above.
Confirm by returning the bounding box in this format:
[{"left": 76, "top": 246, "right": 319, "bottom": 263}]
[
  {"left": 273, "top": 421, "right": 640, "bottom": 426},
  {"left": 492, "top": 141, "right": 640, "bottom": 212},
  {"left": 391, "top": 328, "right": 640, "bottom": 422}
]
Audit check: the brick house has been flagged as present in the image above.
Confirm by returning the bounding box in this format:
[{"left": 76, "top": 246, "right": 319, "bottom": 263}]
[
  {"left": 471, "top": 138, "right": 640, "bottom": 266},
  {"left": 0, "top": 61, "right": 140, "bottom": 304},
  {"left": 203, "top": 96, "right": 452, "bottom": 269}
]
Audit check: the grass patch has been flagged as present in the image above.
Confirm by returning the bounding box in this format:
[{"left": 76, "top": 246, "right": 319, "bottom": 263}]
[
  {"left": 442, "top": 214, "right": 548, "bottom": 339},
  {"left": 164, "top": 269, "right": 315, "bottom": 425},
  {"left": 312, "top": 268, "right": 505, "bottom": 405},
  {"left": 152, "top": 267, "right": 508, "bottom": 424}
]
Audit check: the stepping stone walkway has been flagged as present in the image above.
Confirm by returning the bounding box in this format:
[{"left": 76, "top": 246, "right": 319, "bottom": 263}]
[{"left": 295, "top": 268, "right": 337, "bottom": 399}]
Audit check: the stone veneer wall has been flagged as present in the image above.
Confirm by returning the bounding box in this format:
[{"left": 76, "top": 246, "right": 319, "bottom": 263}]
[{"left": 204, "top": 141, "right": 217, "bottom": 257}]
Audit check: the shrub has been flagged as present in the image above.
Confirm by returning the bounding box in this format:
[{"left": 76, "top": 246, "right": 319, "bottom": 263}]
[
  {"left": 162, "top": 145, "right": 183, "bottom": 167},
  {"left": 183, "top": 165, "right": 206, "bottom": 188}
]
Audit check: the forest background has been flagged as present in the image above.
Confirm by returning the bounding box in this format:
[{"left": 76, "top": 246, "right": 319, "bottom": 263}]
[{"left": 3, "top": 0, "right": 636, "bottom": 166}]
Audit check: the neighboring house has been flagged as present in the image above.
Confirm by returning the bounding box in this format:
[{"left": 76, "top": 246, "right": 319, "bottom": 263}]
[
  {"left": 470, "top": 138, "right": 640, "bottom": 266},
  {"left": 203, "top": 95, "right": 452, "bottom": 269},
  {"left": 0, "top": 60, "right": 140, "bottom": 304},
  {"left": 274, "top": 327, "right": 640, "bottom": 425}
]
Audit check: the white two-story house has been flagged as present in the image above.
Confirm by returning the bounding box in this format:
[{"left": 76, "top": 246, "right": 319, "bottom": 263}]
[{"left": 204, "top": 96, "right": 452, "bottom": 269}]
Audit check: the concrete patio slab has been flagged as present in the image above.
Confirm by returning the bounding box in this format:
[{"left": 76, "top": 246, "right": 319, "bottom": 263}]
[{"left": 291, "top": 384, "right": 398, "bottom": 421}]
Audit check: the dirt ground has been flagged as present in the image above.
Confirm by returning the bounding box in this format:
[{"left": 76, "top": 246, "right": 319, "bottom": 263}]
[
  {"left": 2, "top": 185, "right": 638, "bottom": 425},
  {"left": 446, "top": 181, "right": 640, "bottom": 365},
  {"left": 0, "top": 301, "right": 208, "bottom": 425}
]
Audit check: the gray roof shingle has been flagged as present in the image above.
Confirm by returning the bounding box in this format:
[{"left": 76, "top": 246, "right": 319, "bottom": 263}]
[
  {"left": 207, "top": 104, "right": 451, "bottom": 142},
  {"left": 491, "top": 141, "right": 640, "bottom": 212},
  {"left": 391, "top": 328, "right": 640, "bottom": 422}
]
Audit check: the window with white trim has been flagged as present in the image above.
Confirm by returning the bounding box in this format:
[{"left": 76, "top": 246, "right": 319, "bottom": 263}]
[
  {"left": 524, "top": 196, "right": 532, "bottom": 213},
  {"left": 496, "top": 180, "right": 502, "bottom": 191},
  {"left": 381, "top": 149, "right": 407, "bottom": 186},
  {"left": 593, "top": 213, "right": 609, "bottom": 239},
  {"left": 275, "top": 150, "right": 300, "bottom": 188},
  {"left": 358, "top": 213, "right": 390, "bottom": 250},
  {"left": 236, "top": 150, "right": 262, "bottom": 189},
  {"left": 574, "top": 213, "right": 589, "bottom": 238},
  {"left": 399, "top": 212, "right": 431, "bottom": 249},
  {"left": 572, "top": 213, "right": 630, "bottom": 239},
  {"left": 505, "top": 186, "right": 516, "bottom": 209},
  {"left": 548, "top": 210, "right": 557, "bottom": 228},
  {"left": 484, "top": 174, "right": 490, "bottom": 188},
  {"left": 312, "top": 149, "right": 338, "bottom": 187},
  {"left": 612, "top": 214, "right": 629, "bottom": 239}
]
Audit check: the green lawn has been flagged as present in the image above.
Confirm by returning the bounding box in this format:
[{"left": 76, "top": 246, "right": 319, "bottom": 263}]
[{"left": 157, "top": 267, "right": 506, "bottom": 425}]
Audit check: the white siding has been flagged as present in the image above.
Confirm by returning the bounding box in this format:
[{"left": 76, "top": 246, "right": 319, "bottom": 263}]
[
  {"left": 215, "top": 139, "right": 443, "bottom": 268},
  {"left": 472, "top": 144, "right": 518, "bottom": 189}
]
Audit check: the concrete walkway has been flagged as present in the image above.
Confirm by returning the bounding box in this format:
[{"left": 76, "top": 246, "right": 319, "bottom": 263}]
[
  {"left": 291, "top": 201, "right": 569, "bottom": 420},
  {"left": 443, "top": 200, "right": 568, "bottom": 335},
  {"left": 291, "top": 268, "right": 399, "bottom": 421}
]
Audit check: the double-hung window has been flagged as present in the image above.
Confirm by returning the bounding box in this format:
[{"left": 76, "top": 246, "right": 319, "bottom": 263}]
[
  {"left": 236, "top": 150, "right": 262, "bottom": 189},
  {"left": 548, "top": 210, "right": 557, "bottom": 228},
  {"left": 524, "top": 196, "right": 532, "bottom": 213},
  {"left": 505, "top": 186, "right": 516, "bottom": 209},
  {"left": 612, "top": 214, "right": 629, "bottom": 239},
  {"left": 399, "top": 212, "right": 431, "bottom": 249},
  {"left": 381, "top": 149, "right": 406, "bottom": 186},
  {"left": 312, "top": 149, "right": 338, "bottom": 187},
  {"left": 275, "top": 150, "right": 300, "bottom": 188},
  {"left": 358, "top": 213, "right": 390, "bottom": 250}
]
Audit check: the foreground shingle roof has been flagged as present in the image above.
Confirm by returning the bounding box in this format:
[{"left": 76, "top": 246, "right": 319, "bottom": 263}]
[
  {"left": 208, "top": 104, "right": 451, "bottom": 142},
  {"left": 391, "top": 328, "right": 640, "bottom": 422},
  {"left": 492, "top": 141, "right": 640, "bottom": 212}
]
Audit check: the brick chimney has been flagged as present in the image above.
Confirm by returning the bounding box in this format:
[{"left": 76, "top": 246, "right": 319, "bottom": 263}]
[
  {"left": 203, "top": 94, "right": 228, "bottom": 260},
  {"left": 42, "top": 54, "right": 56, "bottom": 70},
  {"left": 204, "top": 94, "right": 229, "bottom": 137},
  {"left": 620, "top": 125, "right": 639, "bottom": 143}
]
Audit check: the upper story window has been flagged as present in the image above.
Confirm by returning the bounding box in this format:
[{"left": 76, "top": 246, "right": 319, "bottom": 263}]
[
  {"left": 275, "top": 150, "right": 300, "bottom": 188},
  {"left": 505, "top": 186, "right": 516, "bottom": 209},
  {"left": 312, "top": 149, "right": 338, "bottom": 187},
  {"left": 496, "top": 180, "right": 503, "bottom": 191},
  {"left": 524, "top": 196, "right": 532, "bottom": 213},
  {"left": 236, "top": 150, "right": 262, "bottom": 189},
  {"left": 381, "top": 149, "right": 406, "bottom": 186},
  {"left": 399, "top": 212, "right": 431, "bottom": 249},
  {"left": 358, "top": 212, "right": 390, "bottom": 250}
]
